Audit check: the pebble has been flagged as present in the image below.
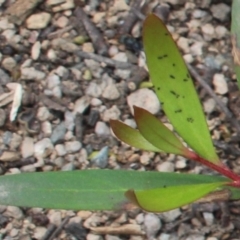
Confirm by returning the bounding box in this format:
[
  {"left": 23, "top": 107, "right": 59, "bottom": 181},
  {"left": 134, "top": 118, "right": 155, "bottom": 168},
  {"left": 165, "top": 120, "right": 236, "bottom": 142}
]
[
  {"left": 84, "top": 59, "right": 100, "bottom": 72},
  {"left": 47, "top": 74, "right": 60, "bottom": 90},
  {"left": 114, "top": 69, "right": 131, "bottom": 80},
  {"left": 2, "top": 57, "right": 17, "bottom": 72},
  {"left": 177, "top": 37, "right": 189, "bottom": 53},
  {"left": 26, "top": 12, "right": 51, "bottom": 29},
  {"left": 91, "top": 146, "right": 109, "bottom": 168},
  {"left": 42, "top": 121, "right": 52, "bottom": 136},
  {"left": 87, "top": 233, "right": 103, "bottom": 240},
  {"left": 160, "top": 209, "right": 181, "bottom": 222},
  {"left": 64, "top": 111, "right": 75, "bottom": 131},
  {"left": 102, "top": 105, "right": 121, "bottom": 122},
  {"left": 34, "top": 138, "right": 54, "bottom": 158},
  {"left": 105, "top": 235, "right": 121, "bottom": 240},
  {"left": 186, "top": 235, "right": 204, "bottom": 240},
  {"left": 61, "top": 162, "right": 74, "bottom": 171},
  {"left": 203, "top": 212, "right": 214, "bottom": 226},
  {"left": 0, "top": 151, "right": 20, "bottom": 162},
  {"left": 192, "top": 9, "right": 207, "bottom": 18},
  {"left": 108, "top": 45, "right": 118, "bottom": 57},
  {"left": 21, "top": 164, "right": 36, "bottom": 172},
  {"left": 95, "top": 121, "right": 110, "bottom": 136},
  {"left": 55, "top": 66, "right": 69, "bottom": 78},
  {"left": 31, "top": 41, "right": 41, "bottom": 60},
  {"left": 33, "top": 227, "right": 47, "bottom": 239},
  {"left": 190, "top": 42, "right": 204, "bottom": 56},
  {"left": 102, "top": 84, "right": 120, "bottom": 100},
  {"left": 47, "top": 49, "right": 57, "bottom": 60},
  {"left": 82, "top": 42, "right": 95, "bottom": 53},
  {"left": 74, "top": 96, "right": 90, "bottom": 114},
  {"left": 157, "top": 162, "right": 174, "bottom": 172},
  {"left": 86, "top": 82, "right": 102, "bottom": 97},
  {"left": 21, "top": 67, "right": 46, "bottom": 80},
  {"left": 56, "top": 16, "right": 69, "bottom": 28},
  {"left": 112, "top": 52, "right": 128, "bottom": 62},
  {"left": 215, "top": 25, "right": 228, "bottom": 39},
  {"left": 0, "top": 109, "right": 6, "bottom": 126},
  {"left": 48, "top": 210, "right": 62, "bottom": 226},
  {"left": 213, "top": 73, "right": 228, "bottom": 95},
  {"left": 210, "top": 3, "right": 230, "bottom": 21},
  {"left": 51, "top": 122, "right": 67, "bottom": 144},
  {"left": 21, "top": 137, "right": 34, "bottom": 158},
  {"left": 144, "top": 213, "right": 162, "bottom": 239},
  {"left": 201, "top": 24, "right": 215, "bottom": 41},
  {"left": 91, "top": 98, "right": 102, "bottom": 107},
  {"left": 203, "top": 98, "right": 216, "bottom": 114},
  {"left": 37, "top": 106, "right": 50, "bottom": 121},
  {"left": 159, "top": 233, "right": 171, "bottom": 240},
  {"left": 55, "top": 144, "right": 67, "bottom": 156},
  {"left": 127, "top": 89, "right": 160, "bottom": 115},
  {"left": 4, "top": 206, "right": 23, "bottom": 219},
  {"left": 65, "top": 141, "right": 82, "bottom": 153},
  {"left": 52, "top": 0, "right": 75, "bottom": 12}
]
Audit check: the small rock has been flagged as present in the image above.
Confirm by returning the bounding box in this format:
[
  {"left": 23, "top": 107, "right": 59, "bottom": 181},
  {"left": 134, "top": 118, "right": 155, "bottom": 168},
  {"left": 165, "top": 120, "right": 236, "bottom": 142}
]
[
  {"left": 102, "top": 85, "right": 120, "bottom": 100},
  {"left": 64, "top": 111, "right": 75, "bottom": 131},
  {"left": 95, "top": 121, "right": 110, "bottom": 136},
  {"left": 21, "top": 137, "right": 34, "bottom": 158},
  {"left": 213, "top": 73, "right": 228, "bottom": 95},
  {"left": 37, "top": 106, "right": 50, "bottom": 121},
  {"left": 55, "top": 144, "right": 67, "bottom": 156},
  {"left": 112, "top": 52, "right": 128, "bottom": 62},
  {"left": 186, "top": 235, "right": 204, "bottom": 240},
  {"left": 61, "top": 162, "right": 74, "bottom": 171},
  {"left": 87, "top": 233, "right": 103, "bottom": 240},
  {"left": 21, "top": 164, "right": 36, "bottom": 172},
  {"left": 160, "top": 209, "right": 181, "bottom": 222},
  {"left": 140, "top": 152, "right": 151, "bottom": 165},
  {"left": 83, "top": 69, "right": 92, "bottom": 80},
  {"left": 51, "top": 122, "right": 67, "bottom": 144},
  {"left": 21, "top": 67, "right": 46, "bottom": 80},
  {"left": 144, "top": 213, "right": 162, "bottom": 239},
  {"left": 51, "top": 38, "right": 79, "bottom": 53},
  {"left": 42, "top": 121, "right": 52, "bottom": 136},
  {"left": 34, "top": 138, "right": 54, "bottom": 158},
  {"left": 48, "top": 211, "right": 62, "bottom": 226},
  {"left": 26, "top": 12, "right": 51, "bottom": 29},
  {"left": 91, "top": 146, "right": 109, "bottom": 168},
  {"left": 31, "top": 41, "right": 41, "bottom": 60},
  {"left": 156, "top": 162, "right": 174, "bottom": 172},
  {"left": 203, "top": 212, "right": 214, "bottom": 226},
  {"left": 108, "top": 45, "right": 118, "bottom": 57},
  {"left": 52, "top": 0, "right": 75, "bottom": 12},
  {"left": 215, "top": 26, "right": 228, "bottom": 39},
  {"left": 82, "top": 42, "right": 94, "bottom": 53},
  {"left": 177, "top": 37, "right": 189, "bottom": 53},
  {"left": 0, "top": 109, "right": 6, "bottom": 126},
  {"left": 86, "top": 82, "right": 102, "bottom": 97},
  {"left": 55, "top": 16, "right": 69, "bottom": 28},
  {"left": 0, "top": 151, "right": 19, "bottom": 162},
  {"left": 55, "top": 66, "right": 69, "bottom": 78},
  {"left": 123, "top": 119, "right": 136, "bottom": 128},
  {"left": 203, "top": 98, "right": 216, "bottom": 113},
  {"left": 105, "top": 235, "right": 121, "bottom": 240},
  {"left": 2, "top": 57, "right": 16, "bottom": 72},
  {"left": 47, "top": 49, "right": 57, "bottom": 60},
  {"left": 201, "top": 24, "right": 215, "bottom": 41},
  {"left": 159, "top": 233, "right": 171, "bottom": 240},
  {"left": 91, "top": 98, "right": 102, "bottom": 107},
  {"left": 114, "top": 69, "right": 131, "bottom": 80},
  {"left": 65, "top": 141, "right": 82, "bottom": 153},
  {"left": 190, "top": 42, "right": 204, "bottom": 56},
  {"left": 9, "top": 133, "right": 22, "bottom": 150},
  {"left": 127, "top": 89, "right": 160, "bottom": 115},
  {"left": 47, "top": 74, "right": 60, "bottom": 89},
  {"left": 210, "top": 3, "right": 230, "bottom": 21},
  {"left": 102, "top": 105, "right": 120, "bottom": 122},
  {"left": 74, "top": 96, "right": 90, "bottom": 114},
  {"left": 4, "top": 206, "right": 23, "bottom": 219},
  {"left": 192, "top": 9, "right": 207, "bottom": 18},
  {"left": 33, "top": 227, "right": 47, "bottom": 239}
]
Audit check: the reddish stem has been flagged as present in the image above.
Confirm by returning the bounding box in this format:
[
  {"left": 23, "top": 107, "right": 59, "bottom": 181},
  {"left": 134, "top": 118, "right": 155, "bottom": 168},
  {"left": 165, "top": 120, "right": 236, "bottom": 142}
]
[{"left": 185, "top": 150, "right": 240, "bottom": 187}]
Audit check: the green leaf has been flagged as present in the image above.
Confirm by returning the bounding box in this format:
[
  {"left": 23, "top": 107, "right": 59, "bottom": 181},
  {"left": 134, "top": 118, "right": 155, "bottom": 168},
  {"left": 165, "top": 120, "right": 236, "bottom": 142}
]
[
  {"left": 126, "top": 182, "right": 227, "bottom": 212},
  {"left": 0, "top": 170, "right": 229, "bottom": 211},
  {"left": 110, "top": 119, "right": 161, "bottom": 152},
  {"left": 134, "top": 106, "right": 190, "bottom": 156},
  {"left": 231, "top": 0, "right": 240, "bottom": 89},
  {"left": 143, "top": 14, "right": 220, "bottom": 164}
]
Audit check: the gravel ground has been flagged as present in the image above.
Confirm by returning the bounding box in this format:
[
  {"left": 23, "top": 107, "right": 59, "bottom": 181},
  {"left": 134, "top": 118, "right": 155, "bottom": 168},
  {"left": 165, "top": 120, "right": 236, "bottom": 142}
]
[{"left": 0, "top": 0, "right": 240, "bottom": 239}]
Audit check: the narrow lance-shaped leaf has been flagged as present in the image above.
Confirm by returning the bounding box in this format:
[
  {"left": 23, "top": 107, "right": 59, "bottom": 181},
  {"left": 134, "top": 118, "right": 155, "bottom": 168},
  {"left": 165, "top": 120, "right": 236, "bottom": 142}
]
[
  {"left": 125, "top": 182, "right": 227, "bottom": 212},
  {"left": 143, "top": 14, "right": 220, "bottom": 164},
  {"left": 134, "top": 106, "right": 191, "bottom": 156},
  {"left": 0, "top": 170, "right": 229, "bottom": 211},
  {"left": 110, "top": 119, "right": 161, "bottom": 152}
]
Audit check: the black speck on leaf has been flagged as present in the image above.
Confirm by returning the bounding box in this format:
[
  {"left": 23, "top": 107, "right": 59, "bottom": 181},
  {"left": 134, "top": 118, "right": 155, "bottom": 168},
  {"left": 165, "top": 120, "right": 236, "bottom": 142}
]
[{"left": 169, "top": 75, "right": 175, "bottom": 79}]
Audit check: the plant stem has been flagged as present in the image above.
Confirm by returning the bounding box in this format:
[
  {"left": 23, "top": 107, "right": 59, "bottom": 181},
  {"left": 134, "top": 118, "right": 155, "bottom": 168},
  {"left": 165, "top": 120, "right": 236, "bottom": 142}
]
[{"left": 187, "top": 150, "right": 240, "bottom": 186}]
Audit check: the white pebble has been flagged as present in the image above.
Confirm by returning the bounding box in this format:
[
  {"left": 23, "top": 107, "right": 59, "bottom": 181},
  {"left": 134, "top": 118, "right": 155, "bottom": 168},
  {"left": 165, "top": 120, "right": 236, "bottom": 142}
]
[{"left": 213, "top": 73, "right": 228, "bottom": 94}]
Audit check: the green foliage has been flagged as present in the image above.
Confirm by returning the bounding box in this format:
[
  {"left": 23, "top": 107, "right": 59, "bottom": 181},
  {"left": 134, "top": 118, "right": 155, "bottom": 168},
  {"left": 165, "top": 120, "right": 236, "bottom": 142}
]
[{"left": 143, "top": 14, "right": 220, "bottom": 164}]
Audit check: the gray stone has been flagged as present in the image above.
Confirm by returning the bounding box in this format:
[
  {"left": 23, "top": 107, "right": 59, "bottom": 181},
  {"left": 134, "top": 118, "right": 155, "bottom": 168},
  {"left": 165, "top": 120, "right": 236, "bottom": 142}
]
[
  {"left": 213, "top": 73, "right": 228, "bottom": 95},
  {"left": 55, "top": 144, "right": 67, "bottom": 156},
  {"left": 33, "top": 227, "right": 47, "bottom": 239},
  {"left": 31, "top": 41, "right": 41, "bottom": 60},
  {"left": 203, "top": 212, "right": 214, "bottom": 226},
  {"left": 102, "top": 85, "right": 120, "bottom": 100},
  {"left": 95, "top": 121, "right": 110, "bottom": 136},
  {"left": 144, "top": 213, "right": 162, "bottom": 239},
  {"left": 87, "top": 233, "right": 103, "bottom": 240},
  {"left": 61, "top": 162, "right": 74, "bottom": 171},
  {"left": 123, "top": 119, "right": 136, "bottom": 128},
  {"left": 0, "top": 109, "right": 6, "bottom": 126},
  {"left": 21, "top": 67, "right": 46, "bottom": 80},
  {"left": 127, "top": 89, "right": 160, "bottom": 115},
  {"left": 65, "top": 141, "right": 82, "bottom": 153},
  {"left": 47, "top": 74, "right": 60, "bottom": 89},
  {"left": 102, "top": 105, "right": 120, "bottom": 122},
  {"left": 2, "top": 57, "right": 16, "bottom": 72},
  {"left": 64, "top": 111, "right": 75, "bottom": 131},
  {"left": 91, "top": 146, "right": 108, "bottom": 168},
  {"left": 160, "top": 209, "right": 181, "bottom": 222},
  {"left": 51, "top": 122, "right": 67, "bottom": 144},
  {"left": 74, "top": 96, "right": 90, "bottom": 114},
  {"left": 211, "top": 3, "right": 230, "bottom": 21},
  {"left": 21, "top": 137, "right": 34, "bottom": 158},
  {"left": 157, "top": 162, "right": 174, "bottom": 172},
  {"left": 4, "top": 206, "right": 23, "bottom": 219},
  {"left": 26, "top": 12, "right": 51, "bottom": 29},
  {"left": 204, "top": 98, "right": 216, "bottom": 114},
  {"left": 86, "top": 82, "right": 102, "bottom": 97},
  {"left": 34, "top": 138, "right": 54, "bottom": 158}
]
